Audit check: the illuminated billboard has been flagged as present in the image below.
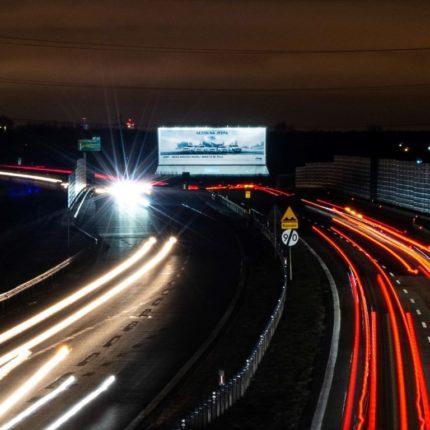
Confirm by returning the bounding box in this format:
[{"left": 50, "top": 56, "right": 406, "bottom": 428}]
[{"left": 156, "top": 127, "right": 269, "bottom": 175}]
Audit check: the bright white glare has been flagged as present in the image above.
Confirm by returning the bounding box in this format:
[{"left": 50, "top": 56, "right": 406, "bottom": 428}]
[
  {"left": 45, "top": 375, "right": 115, "bottom": 430},
  {"left": 0, "top": 351, "right": 31, "bottom": 382},
  {"left": 0, "top": 237, "right": 156, "bottom": 350},
  {"left": 0, "top": 375, "right": 75, "bottom": 430},
  {"left": 107, "top": 180, "right": 152, "bottom": 208},
  {"left": 0, "top": 237, "right": 177, "bottom": 369},
  {"left": 0, "top": 171, "right": 62, "bottom": 184},
  {"left": 0, "top": 346, "right": 69, "bottom": 419},
  {"left": 94, "top": 187, "right": 107, "bottom": 194}
]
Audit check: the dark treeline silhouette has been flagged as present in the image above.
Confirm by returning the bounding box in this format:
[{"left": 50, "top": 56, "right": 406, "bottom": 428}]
[{"left": 1, "top": 121, "right": 430, "bottom": 177}]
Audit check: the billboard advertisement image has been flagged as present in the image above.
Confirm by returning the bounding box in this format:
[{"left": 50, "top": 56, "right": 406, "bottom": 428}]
[{"left": 156, "top": 127, "right": 269, "bottom": 175}]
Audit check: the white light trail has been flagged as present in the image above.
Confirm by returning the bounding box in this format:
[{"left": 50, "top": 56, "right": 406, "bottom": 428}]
[
  {"left": 0, "top": 171, "right": 62, "bottom": 184},
  {"left": 73, "top": 188, "right": 92, "bottom": 218},
  {"left": 0, "top": 351, "right": 31, "bottom": 382},
  {"left": 45, "top": 375, "right": 115, "bottom": 430},
  {"left": 0, "top": 237, "right": 156, "bottom": 348},
  {"left": 0, "top": 237, "right": 177, "bottom": 368},
  {"left": 0, "top": 376, "right": 75, "bottom": 430},
  {"left": 0, "top": 346, "right": 69, "bottom": 419}
]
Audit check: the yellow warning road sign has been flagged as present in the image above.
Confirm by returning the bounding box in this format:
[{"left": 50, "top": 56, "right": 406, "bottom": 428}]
[
  {"left": 281, "top": 206, "right": 298, "bottom": 230},
  {"left": 245, "top": 190, "right": 251, "bottom": 199}
]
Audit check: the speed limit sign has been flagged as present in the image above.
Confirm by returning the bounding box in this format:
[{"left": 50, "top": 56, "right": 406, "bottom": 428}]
[{"left": 281, "top": 229, "right": 299, "bottom": 246}]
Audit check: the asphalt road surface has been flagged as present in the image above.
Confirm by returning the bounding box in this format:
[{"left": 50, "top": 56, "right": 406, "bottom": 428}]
[
  {"left": 222, "top": 187, "right": 430, "bottom": 430},
  {"left": 0, "top": 188, "right": 241, "bottom": 429}
]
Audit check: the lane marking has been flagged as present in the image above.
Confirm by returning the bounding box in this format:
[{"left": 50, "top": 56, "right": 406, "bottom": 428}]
[
  {"left": 410, "top": 299, "right": 416, "bottom": 304},
  {"left": 422, "top": 322, "right": 427, "bottom": 328},
  {"left": 416, "top": 309, "right": 422, "bottom": 315},
  {"left": 403, "top": 289, "right": 408, "bottom": 294},
  {"left": 302, "top": 239, "right": 341, "bottom": 430}
]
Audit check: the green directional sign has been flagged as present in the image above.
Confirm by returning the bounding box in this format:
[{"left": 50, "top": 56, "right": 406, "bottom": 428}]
[{"left": 78, "top": 136, "right": 101, "bottom": 152}]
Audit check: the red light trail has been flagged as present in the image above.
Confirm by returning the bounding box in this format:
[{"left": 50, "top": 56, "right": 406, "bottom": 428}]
[{"left": 312, "top": 226, "right": 371, "bottom": 430}]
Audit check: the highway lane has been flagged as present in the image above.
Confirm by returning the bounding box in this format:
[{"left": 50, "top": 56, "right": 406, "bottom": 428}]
[
  {"left": 302, "top": 198, "right": 430, "bottom": 429},
  {"left": 214, "top": 187, "right": 430, "bottom": 429},
  {"left": 0, "top": 188, "right": 241, "bottom": 429}
]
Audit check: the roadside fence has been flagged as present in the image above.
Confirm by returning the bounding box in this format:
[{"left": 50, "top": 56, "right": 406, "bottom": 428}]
[{"left": 174, "top": 194, "right": 287, "bottom": 429}]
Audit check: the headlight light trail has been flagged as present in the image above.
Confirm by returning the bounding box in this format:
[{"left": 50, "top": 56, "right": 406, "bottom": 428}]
[
  {"left": 0, "top": 237, "right": 156, "bottom": 348},
  {"left": 0, "top": 375, "right": 75, "bottom": 430},
  {"left": 0, "top": 346, "right": 69, "bottom": 419},
  {"left": 0, "top": 351, "right": 31, "bottom": 382},
  {"left": 0, "top": 171, "right": 62, "bottom": 184},
  {"left": 45, "top": 375, "right": 115, "bottom": 430},
  {"left": 0, "top": 237, "right": 177, "bottom": 369}
]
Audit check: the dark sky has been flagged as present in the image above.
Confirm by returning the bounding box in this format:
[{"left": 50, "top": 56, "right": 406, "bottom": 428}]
[{"left": 1, "top": 1, "right": 430, "bottom": 129}]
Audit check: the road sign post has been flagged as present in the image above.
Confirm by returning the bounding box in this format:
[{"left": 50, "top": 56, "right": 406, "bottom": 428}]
[
  {"left": 281, "top": 206, "right": 298, "bottom": 230},
  {"left": 78, "top": 136, "right": 101, "bottom": 152},
  {"left": 280, "top": 206, "right": 299, "bottom": 281}
]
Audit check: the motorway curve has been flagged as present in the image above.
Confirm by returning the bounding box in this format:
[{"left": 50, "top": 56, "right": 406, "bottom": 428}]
[
  {"left": 0, "top": 188, "right": 241, "bottom": 429},
  {"left": 303, "top": 198, "right": 430, "bottom": 430}
]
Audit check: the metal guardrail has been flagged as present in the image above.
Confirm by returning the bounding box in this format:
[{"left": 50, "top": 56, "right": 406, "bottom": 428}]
[
  {"left": 217, "top": 194, "right": 248, "bottom": 216},
  {"left": 0, "top": 255, "right": 77, "bottom": 303},
  {"left": 175, "top": 195, "right": 287, "bottom": 429},
  {"left": 1, "top": 186, "right": 100, "bottom": 305}
]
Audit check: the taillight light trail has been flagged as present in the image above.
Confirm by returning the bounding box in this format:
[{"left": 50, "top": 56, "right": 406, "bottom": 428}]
[
  {"left": 312, "top": 226, "right": 371, "bottom": 430},
  {"left": 368, "top": 312, "right": 378, "bottom": 430},
  {"left": 332, "top": 226, "right": 429, "bottom": 430},
  {"left": 333, "top": 217, "right": 418, "bottom": 274},
  {"left": 376, "top": 275, "right": 408, "bottom": 430}
]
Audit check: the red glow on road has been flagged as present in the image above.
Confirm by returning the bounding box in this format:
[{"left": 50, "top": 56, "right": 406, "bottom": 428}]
[
  {"left": 333, "top": 217, "right": 419, "bottom": 274},
  {"left": 206, "top": 183, "right": 294, "bottom": 197},
  {"left": 332, "top": 226, "right": 429, "bottom": 430},
  {"left": 368, "top": 311, "right": 378, "bottom": 430},
  {"left": 312, "top": 226, "right": 370, "bottom": 430},
  {"left": 316, "top": 198, "right": 346, "bottom": 212},
  {"left": 376, "top": 274, "right": 408, "bottom": 430},
  {"left": 343, "top": 216, "right": 430, "bottom": 277},
  {"left": 406, "top": 313, "right": 430, "bottom": 430},
  {"left": 360, "top": 215, "right": 430, "bottom": 252},
  {"left": 0, "top": 164, "right": 72, "bottom": 175},
  {"left": 346, "top": 271, "right": 362, "bottom": 430},
  {"left": 306, "top": 197, "right": 430, "bottom": 253}
]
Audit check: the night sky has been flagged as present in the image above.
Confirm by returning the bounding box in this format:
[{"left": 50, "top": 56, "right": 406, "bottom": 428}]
[{"left": 1, "top": 1, "right": 430, "bottom": 129}]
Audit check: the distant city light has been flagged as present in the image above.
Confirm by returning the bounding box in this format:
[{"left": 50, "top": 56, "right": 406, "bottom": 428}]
[
  {"left": 80, "top": 117, "right": 89, "bottom": 130},
  {"left": 125, "top": 118, "right": 135, "bottom": 129}
]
